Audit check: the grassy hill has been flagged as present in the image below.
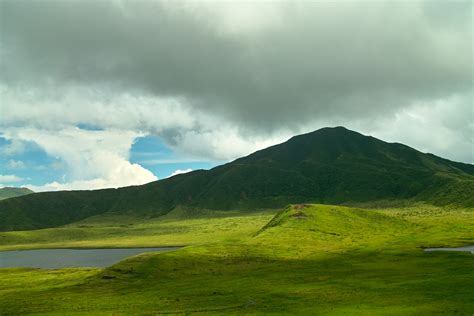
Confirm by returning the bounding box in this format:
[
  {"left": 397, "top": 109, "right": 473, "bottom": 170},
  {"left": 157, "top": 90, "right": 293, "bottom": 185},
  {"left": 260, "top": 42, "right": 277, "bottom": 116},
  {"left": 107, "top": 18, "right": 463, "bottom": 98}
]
[
  {"left": 0, "top": 187, "right": 33, "bottom": 201},
  {"left": 1, "top": 126, "right": 473, "bottom": 231},
  {"left": 1, "top": 204, "right": 472, "bottom": 314}
]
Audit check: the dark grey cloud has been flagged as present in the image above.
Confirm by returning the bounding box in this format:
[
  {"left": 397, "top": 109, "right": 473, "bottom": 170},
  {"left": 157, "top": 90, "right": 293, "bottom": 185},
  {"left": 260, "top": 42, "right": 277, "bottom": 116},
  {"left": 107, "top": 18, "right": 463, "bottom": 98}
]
[
  {"left": 2, "top": 0, "right": 471, "bottom": 125},
  {"left": 0, "top": 0, "right": 472, "bottom": 164}
]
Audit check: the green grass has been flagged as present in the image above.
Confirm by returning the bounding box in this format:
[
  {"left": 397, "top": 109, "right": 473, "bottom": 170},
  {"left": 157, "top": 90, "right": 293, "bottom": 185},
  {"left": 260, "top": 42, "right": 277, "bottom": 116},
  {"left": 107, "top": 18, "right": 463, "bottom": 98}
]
[
  {"left": 0, "top": 204, "right": 473, "bottom": 314},
  {"left": 0, "top": 187, "right": 33, "bottom": 200},
  {"left": 0, "top": 208, "right": 277, "bottom": 251}
]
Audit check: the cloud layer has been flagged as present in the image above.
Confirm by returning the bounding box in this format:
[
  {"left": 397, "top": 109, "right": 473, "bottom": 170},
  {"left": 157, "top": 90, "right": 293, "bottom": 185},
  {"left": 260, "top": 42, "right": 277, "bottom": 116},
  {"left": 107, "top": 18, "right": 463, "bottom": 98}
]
[{"left": 0, "top": 0, "right": 472, "bottom": 190}]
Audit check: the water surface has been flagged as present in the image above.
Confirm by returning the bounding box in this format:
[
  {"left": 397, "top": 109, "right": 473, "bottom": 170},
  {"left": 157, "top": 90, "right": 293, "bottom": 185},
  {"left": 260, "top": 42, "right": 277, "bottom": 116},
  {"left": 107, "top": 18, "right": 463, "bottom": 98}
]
[
  {"left": 0, "top": 247, "right": 178, "bottom": 269},
  {"left": 424, "top": 245, "right": 474, "bottom": 254}
]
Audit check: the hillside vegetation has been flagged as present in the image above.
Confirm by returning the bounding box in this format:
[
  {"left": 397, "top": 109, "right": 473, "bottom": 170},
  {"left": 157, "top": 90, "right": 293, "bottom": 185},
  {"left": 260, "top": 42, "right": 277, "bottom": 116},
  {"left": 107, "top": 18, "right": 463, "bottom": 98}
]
[
  {"left": 0, "top": 187, "right": 33, "bottom": 201},
  {"left": 1, "top": 127, "right": 473, "bottom": 231},
  {"left": 1, "top": 204, "right": 472, "bottom": 314}
]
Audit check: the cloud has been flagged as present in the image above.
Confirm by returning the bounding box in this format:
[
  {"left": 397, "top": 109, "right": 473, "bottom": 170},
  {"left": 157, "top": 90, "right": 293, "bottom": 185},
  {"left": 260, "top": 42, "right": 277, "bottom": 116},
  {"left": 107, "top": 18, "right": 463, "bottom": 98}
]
[
  {"left": 26, "top": 168, "right": 152, "bottom": 192},
  {"left": 0, "top": 85, "right": 292, "bottom": 161},
  {"left": 171, "top": 127, "right": 291, "bottom": 161},
  {"left": 6, "top": 160, "right": 26, "bottom": 169},
  {"left": 0, "top": 85, "right": 195, "bottom": 133},
  {"left": 1, "top": 138, "right": 27, "bottom": 156},
  {"left": 0, "top": 174, "right": 23, "bottom": 183},
  {"left": 3, "top": 128, "right": 157, "bottom": 191},
  {"left": 362, "top": 93, "right": 474, "bottom": 163},
  {"left": 168, "top": 168, "right": 193, "bottom": 178},
  {"left": 1, "top": 0, "right": 470, "bottom": 129}
]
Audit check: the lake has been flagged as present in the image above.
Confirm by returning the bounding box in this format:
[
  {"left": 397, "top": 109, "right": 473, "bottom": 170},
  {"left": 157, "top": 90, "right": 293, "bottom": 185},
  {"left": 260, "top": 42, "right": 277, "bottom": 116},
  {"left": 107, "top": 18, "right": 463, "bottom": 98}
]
[
  {"left": 0, "top": 247, "right": 179, "bottom": 269},
  {"left": 424, "top": 245, "right": 474, "bottom": 254}
]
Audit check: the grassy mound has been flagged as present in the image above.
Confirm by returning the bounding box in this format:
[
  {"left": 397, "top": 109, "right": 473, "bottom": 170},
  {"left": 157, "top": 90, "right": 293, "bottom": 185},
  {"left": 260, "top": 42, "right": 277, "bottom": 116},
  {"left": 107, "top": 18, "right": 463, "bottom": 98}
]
[{"left": 1, "top": 204, "right": 473, "bottom": 314}]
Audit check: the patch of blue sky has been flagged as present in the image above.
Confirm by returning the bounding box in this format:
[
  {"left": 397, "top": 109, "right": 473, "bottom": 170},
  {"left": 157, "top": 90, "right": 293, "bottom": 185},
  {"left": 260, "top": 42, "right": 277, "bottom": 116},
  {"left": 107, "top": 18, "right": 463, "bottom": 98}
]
[
  {"left": 130, "top": 135, "right": 221, "bottom": 179},
  {"left": 76, "top": 123, "right": 105, "bottom": 131},
  {"left": 0, "top": 137, "right": 63, "bottom": 187}
]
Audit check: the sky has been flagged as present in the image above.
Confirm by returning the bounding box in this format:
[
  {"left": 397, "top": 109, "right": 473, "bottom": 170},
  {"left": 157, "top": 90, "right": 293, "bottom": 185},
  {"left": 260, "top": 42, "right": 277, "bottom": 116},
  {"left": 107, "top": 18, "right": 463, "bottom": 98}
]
[{"left": 0, "top": 0, "right": 472, "bottom": 191}]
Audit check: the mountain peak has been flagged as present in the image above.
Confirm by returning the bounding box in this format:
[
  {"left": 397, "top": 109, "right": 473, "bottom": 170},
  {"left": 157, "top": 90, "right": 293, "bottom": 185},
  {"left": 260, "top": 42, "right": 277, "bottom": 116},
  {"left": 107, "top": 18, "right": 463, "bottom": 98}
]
[
  {"left": 288, "top": 126, "right": 365, "bottom": 144},
  {"left": 294, "top": 126, "right": 354, "bottom": 137},
  {"left": 1, "top": 128, "right": 473, "bottom": 231}
]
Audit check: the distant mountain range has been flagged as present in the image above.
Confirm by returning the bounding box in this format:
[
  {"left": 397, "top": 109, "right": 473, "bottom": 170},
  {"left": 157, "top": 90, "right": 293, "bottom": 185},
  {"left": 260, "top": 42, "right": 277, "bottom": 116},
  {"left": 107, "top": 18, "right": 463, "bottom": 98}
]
[
  {"left": 0, "top": 187, "right": 33, "bottom": 201},
  {"left": 1, "top": 127, "right": 473, "bottom": 231}
]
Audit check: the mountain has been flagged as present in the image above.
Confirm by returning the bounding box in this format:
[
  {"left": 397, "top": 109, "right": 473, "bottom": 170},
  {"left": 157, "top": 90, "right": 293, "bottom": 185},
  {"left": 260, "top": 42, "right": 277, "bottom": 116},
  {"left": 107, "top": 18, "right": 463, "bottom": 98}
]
[
  {"left": 0, "top": 187, "right": 34, "bottom": 201},
  {"left": 1, "top": 127, "right": 473, "bottom": 231}
]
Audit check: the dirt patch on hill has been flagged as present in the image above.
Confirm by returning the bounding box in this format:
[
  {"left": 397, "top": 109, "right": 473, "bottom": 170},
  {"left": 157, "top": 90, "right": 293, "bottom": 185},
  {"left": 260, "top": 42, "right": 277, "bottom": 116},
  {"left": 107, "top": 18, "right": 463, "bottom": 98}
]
[{"left": 290, "top": 210, "right": 308, "bottom": 219}]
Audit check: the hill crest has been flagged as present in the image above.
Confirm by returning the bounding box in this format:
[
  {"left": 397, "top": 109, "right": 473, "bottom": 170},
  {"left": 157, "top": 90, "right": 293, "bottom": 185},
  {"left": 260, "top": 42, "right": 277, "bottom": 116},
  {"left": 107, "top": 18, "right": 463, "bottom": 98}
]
[{"left": 0, "top": 187, "right": 34, "bottom": 201}]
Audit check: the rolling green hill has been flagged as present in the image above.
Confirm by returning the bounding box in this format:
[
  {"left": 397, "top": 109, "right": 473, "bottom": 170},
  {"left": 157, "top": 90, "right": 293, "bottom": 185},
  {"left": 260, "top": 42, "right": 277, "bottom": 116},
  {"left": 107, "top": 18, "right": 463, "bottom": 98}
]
[
  {"left": 1, "top": 126, "right": 473, "bottom": 231},
  {"left": 1, "top": 204, "right": 473, "bottom": 314},
  {"left": 0, "top": 187, "right": 33, "bottom": 201}
]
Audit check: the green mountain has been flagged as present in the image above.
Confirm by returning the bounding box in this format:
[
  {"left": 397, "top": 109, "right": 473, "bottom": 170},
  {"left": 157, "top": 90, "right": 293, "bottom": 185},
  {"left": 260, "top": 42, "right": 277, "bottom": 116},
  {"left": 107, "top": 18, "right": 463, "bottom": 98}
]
[
  {"left": 0, "top": 187, "right": 34, "bottom": 201},
  {"left": 1, "top": 127, "right": 473, "bottom": 232}
]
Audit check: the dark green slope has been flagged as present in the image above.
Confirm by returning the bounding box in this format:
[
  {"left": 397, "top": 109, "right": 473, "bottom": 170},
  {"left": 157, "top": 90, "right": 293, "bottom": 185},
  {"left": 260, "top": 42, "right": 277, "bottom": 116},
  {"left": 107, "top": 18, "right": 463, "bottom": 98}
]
[
  {"left": 0, "top": 187, "right": 33, "bottom": 200},
  {"left": 1, "top": 127, "right": 473, "bottom": 231},
  {"left": 175, "top": 127, "right": 474, "bottom": 208}
]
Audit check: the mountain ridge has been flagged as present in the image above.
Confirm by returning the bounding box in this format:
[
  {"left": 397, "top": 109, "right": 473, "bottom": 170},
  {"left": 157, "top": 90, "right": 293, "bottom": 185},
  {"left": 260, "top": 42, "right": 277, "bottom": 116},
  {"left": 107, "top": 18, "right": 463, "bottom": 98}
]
[
  {"left": 1, "top": 126, "right": 472, "bottom": 231},
  {"left": 0, "top": 187, "right": 34, "bottom": 201}
]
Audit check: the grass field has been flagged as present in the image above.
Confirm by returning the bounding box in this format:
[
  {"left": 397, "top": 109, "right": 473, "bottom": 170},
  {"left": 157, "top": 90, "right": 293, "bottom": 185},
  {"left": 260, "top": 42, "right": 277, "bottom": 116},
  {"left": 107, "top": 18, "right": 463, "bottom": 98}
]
[
  {"left": 0, "top": 208, "right": 277, "bottom": 251},
  {"left": 0, "top": 204, "right": 473, "bottom": 314}
]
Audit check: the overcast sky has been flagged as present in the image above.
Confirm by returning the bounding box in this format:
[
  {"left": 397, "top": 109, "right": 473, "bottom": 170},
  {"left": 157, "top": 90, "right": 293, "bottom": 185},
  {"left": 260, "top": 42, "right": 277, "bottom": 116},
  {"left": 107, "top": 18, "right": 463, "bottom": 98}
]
[{"left": 0, "top": 0, "right": 472, "bottom": 191}]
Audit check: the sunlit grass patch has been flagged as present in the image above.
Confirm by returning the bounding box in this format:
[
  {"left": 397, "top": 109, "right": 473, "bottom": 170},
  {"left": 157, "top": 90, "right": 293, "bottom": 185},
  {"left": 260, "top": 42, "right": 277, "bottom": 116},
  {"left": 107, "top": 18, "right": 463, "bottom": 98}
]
[{"left": 0, "top": 203, "right": 473, "bottom": 314}]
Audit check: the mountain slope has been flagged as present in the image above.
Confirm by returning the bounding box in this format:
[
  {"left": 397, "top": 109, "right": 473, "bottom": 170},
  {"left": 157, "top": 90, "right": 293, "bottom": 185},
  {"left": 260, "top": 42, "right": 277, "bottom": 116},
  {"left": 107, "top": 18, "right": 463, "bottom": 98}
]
[
  {"left": 0, "top": 187, "right": 34, "bottom": 200},
  {"left": 1, "top": 127, "right": 473, "bottom": 231}
]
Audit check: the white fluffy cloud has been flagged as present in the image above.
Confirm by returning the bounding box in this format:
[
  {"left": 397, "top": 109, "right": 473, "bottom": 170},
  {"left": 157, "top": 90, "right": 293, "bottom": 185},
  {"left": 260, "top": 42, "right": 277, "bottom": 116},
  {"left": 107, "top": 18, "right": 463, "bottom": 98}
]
[
  {"left": 2, "top": 128, "right": 157, "bottom": 191},
  {"left": 0, "top": 174, "right": 24, "bottom": 183},
  {"left": 168, "top": 168, "right": 193, "bottom": 178}
]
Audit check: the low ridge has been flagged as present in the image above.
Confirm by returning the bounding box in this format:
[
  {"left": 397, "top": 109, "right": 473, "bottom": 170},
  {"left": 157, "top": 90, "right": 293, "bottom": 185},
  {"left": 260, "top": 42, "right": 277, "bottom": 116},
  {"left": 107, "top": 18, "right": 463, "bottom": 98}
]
[{"left": 0, "top": 187, "right": 34, "bottom": 201}]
